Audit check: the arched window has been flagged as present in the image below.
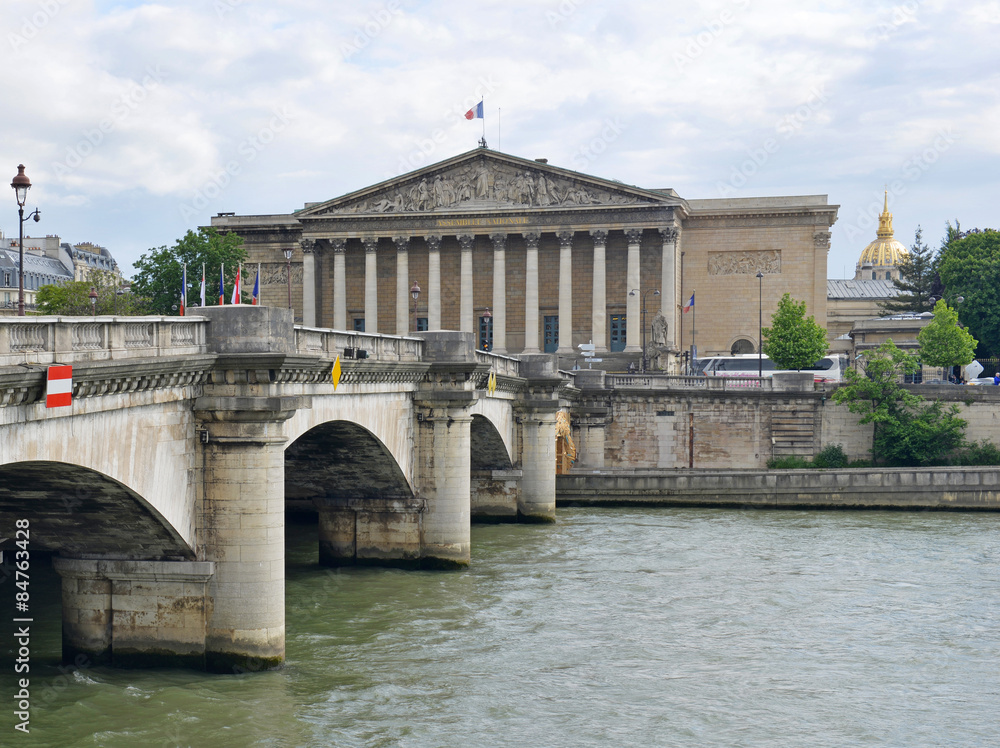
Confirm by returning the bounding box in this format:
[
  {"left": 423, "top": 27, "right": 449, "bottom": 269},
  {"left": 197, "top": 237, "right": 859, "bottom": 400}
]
[
  {"left": 885, "top": 271, "right": 892, "bottom": 280},
  {"left": 731, "top": 338, "right": 756, "bottom": 355},
  {"left": 871, "top": 271, "right": 876, "bottom": 279}
]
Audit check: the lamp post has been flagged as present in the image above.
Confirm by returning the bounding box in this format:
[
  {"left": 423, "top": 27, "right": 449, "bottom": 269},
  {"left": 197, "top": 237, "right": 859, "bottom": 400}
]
[
  {"left": 410, "top": 280, "right": 420, "bottom": 333},
  {"left": 629, "top": 288, "right": 660, "bottom": 372},
  {"left": 89, "top": 287, "right": 98, "bottom": 316},
  {"left": 756, "top": 270, "right": 764, "bottom": 378},
  {"left": 482, "top": 307, "right": 492, "bottom": 351},
  {"left": 283, "top": 248, "right": 293, "bottom": 309},
  {"left": 10, "top": 165, "right": 41, "bottom": 317}
]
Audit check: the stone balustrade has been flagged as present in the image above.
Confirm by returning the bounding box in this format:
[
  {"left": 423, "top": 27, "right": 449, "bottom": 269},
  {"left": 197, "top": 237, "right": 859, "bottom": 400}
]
[
  {"left": 294, "top": 326, "right": 424, "bottom": 361},
  {"left": 475, "top": 349, "right": 522, "bottom": 378},
  {"left": 603, "top": 373, "right": 774, "bottom": 391},
  {"left": 0, "top": 316, "right": 208, "bottom": 367}
]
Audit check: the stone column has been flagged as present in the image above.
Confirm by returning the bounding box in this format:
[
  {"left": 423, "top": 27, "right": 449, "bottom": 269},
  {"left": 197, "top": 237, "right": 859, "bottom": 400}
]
[
  {"left": 331, "top": 239, "right": 347, "bottom": 331},
  {"left": 557, "top": 231, "right": 574, "bottom": 353},
  {"left": 660, "top": 227, "right": 678, "bottom": 363},
  {"left": 590, "top": 229, "right": 608, "bottom": 352},
  {"left": 363, "top": 237, "right": 378, "bottom": 333},
  {"left": 300, "top": 238, "right": 317, "bottom": 327},
  {"left": 427, "top": 235, "right": 442, "bottom": 330},
  {"left": 515, "top": 354, "right": 563, "bottom": 522},
  {"left": 394, "top": 236, "right": 410, "bottom": 335},
  {"left": 459, "top": 234, "right": 474, "bottom": 333},
  {"left": 523, "top": 232, "right": 541, "bottom": 353},
  {"left": 625, "top": 228, "right": 642, "bottom": 352},
  {"left": 490, "top": 233, "right": 507, "bottom": 353}
]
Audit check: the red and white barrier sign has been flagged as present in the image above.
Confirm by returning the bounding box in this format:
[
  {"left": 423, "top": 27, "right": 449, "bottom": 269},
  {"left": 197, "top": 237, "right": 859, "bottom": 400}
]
[{"left": 46, "top": 365, "right": 73, "bottom": 408}]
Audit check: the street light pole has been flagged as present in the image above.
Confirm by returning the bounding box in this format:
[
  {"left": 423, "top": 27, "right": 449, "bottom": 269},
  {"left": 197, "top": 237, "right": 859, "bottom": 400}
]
[
  {"left": 11, "top": 165, "right": 40, "bottom": 317},
  {"left": 410, "top": 280, "right": 421, "bottom": 333},
  {"left": 756, "top": 270, "right": 764, "bottom": 378},
  {"left": 283, "top": 248, "right": 293, "bottom": 309},
  {"left": 89, "top": 287, "right": 98, "bottom": 317},
  {"left": 630, "top": 288, "right": 660, "bottom": 372}
]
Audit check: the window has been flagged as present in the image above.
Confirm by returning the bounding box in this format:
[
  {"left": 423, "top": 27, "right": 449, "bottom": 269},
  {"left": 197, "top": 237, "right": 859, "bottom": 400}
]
[
  {"left": 871, "top": 271, "right": 876, "bottom": 280},
  {"left": 543, "top": 315, "right": 558, "bottom": 353},
  {"left": 731, "top": 338, "right": 755, "bottom": 355},
  {"left": 885, "top": 271, "right": 892, "bottom": 280},
  {"left": 479, "top": 315, "right": 493, "bottom": 351},
  {"left": 353, "top": 318, "right": 365, "bottom": 332},
  {"left": 416, "top": 317, "right": 428, "bottom": 332},
  {"left": 610, "top": 314, "right": 627, "bottom": 352},
  {"left": 3, "top": 273, "right": 8, "bottom": 286}
]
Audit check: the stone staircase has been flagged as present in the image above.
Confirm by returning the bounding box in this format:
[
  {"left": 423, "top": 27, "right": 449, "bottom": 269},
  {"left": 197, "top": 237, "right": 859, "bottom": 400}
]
[{"left": 771, "top": 402, "right": 817, "bottom": 457}]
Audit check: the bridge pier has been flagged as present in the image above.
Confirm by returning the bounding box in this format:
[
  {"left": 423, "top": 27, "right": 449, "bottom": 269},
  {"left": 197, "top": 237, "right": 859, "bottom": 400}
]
[
  {"left": 515, "top": 355, "right": 565, "bottom": 522},
  {"left": 53, "top": 558, "right": 214, "bottom": 669},
  {"left": 317, "top": 497, "right": 426, "bottom": 566}
]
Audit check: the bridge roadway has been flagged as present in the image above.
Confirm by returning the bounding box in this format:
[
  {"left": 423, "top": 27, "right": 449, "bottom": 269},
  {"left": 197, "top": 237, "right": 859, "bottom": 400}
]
[{"left": 0, "top": 308, "right": 571, "bottom": 672}]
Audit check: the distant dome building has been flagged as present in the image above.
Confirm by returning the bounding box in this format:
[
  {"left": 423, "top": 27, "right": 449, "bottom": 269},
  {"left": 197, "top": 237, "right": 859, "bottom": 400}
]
[{"left": 854, "top": 191, "right": 908, "bottom": 281}]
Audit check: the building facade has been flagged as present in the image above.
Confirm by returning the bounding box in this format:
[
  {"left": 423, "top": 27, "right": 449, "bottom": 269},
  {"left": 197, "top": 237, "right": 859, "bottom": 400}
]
[{"left": 212, "top": 149, "right": 839, "bottom": 370}]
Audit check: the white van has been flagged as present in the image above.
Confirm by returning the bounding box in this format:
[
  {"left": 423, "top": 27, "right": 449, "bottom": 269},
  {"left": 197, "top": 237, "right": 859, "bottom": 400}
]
[{"left": 693, "top": 354, "right": 846, "bottom": 382}]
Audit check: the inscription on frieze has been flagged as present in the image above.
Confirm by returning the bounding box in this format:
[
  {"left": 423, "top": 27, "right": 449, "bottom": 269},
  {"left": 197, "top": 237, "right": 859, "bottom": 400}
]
[
  {"left": 242, "top": 263, "right": 303, "bottom": 286},
  {"left": 707, "top": 250, "right": 781, "bottom": 276}
]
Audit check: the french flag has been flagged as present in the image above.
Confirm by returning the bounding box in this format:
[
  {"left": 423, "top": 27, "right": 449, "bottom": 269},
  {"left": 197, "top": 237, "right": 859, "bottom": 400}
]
[
  {"left": 251, "top": 264, "right": 260, "bottom": 306},
  {"left": 464, "top": 100, "right": 484, "bottom": 120},
  {"left": 179, "top": 263, "right": 186, "bottom": 316},
  {"left": 219, "top": 264, "right": 225, "bottom": 305},
  {"left": 683, "top": 292, "right": 695, "bottom": 313},
  {"left": 231, "top": 263, "right": 242, "bottom": 305}
]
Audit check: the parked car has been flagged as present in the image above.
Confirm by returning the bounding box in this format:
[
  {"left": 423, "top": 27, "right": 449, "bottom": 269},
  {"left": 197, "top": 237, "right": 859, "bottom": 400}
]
[{"left": 967, "top": 377, "right": 998, "bottom": 385}]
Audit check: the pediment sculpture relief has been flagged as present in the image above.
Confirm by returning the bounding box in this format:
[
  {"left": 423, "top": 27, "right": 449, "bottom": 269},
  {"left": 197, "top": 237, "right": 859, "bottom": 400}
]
[{"left": 327, "top": 161, "right": 653, "bottom": 215}]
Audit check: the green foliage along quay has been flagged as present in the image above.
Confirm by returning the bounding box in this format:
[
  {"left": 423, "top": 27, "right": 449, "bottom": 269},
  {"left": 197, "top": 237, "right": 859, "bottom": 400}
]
[
  {"left": 761, "top": 293, "right": 828, "bottom": 371},
  {"left": 918, "top": 298, "right": 977, "bottom": 375},
  {"left": 937, "top": 227, "right": 1000, "bottom": 357}
]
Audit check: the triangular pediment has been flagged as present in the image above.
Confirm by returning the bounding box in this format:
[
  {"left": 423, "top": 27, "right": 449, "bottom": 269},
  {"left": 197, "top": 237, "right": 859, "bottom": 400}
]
[{"left": 298, "top": 150, "right": 675, "bottom": 218}]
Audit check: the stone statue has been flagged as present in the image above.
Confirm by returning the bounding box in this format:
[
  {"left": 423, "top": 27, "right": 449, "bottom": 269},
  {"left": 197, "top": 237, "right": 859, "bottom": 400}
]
[{"left": 651, "top": 311, "right": 668, "bottom": 347}]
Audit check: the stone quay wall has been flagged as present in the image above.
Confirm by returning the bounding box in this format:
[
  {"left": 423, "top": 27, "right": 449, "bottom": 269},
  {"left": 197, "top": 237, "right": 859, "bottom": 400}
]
[{"left": 557, "top": 467, "right": 1000, "bottom": 510}]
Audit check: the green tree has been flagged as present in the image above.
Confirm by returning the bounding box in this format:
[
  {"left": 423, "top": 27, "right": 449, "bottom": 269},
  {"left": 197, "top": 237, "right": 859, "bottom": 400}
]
[
  {"left": 918, "top": 298, "right": 977, "bottom": 377},
  {"left": 878, "top": 227, "right": 941, "bottom": 315},
  {"left": 761, "top": 293, "right": 828, "bottom": 370},
  {"left": 937, "top": 226, "right": 1000, "bottom": 357},
  {"left": 131, "top": 228, "right": 246, "bottom": 314},
  {"left": 833, "top": 340, "right": 966, "bottom": 465},
  {"left": 36, "top": 270, "right": 148, "bottom": 316}
]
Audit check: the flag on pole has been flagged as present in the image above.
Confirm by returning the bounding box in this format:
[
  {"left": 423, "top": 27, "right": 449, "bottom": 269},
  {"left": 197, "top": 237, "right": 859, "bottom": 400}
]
[
  {"left": 46, "top": 365, "right": 73, "bottom": 408},
  {"left": 251, "top": 264, "right": 260, "bottom": 305},
  {"left": 219, "top": 264, "right": 225, "bottom": 305},
  {"left": 179, "top": 264, "right": 186, "bottom": 316},
  {"left": 231, "top": 263, "right": 242, "bottom": 304},
  {"left": 464, "top": 100, "right": 484, "bottom": 119},
  {"left": 683, "top": 292, "right": 695, "bottom": 313},
  {"left": 200, "top": 264, "right": 206, "bottom": 307}
]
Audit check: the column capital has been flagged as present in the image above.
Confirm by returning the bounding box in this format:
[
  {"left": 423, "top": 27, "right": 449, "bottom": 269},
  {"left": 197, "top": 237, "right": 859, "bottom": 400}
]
[
  {"left": 659, "top": 226, "right": 679, "bottom": 243},
  {"left": 625, "top": 228, "right": 643, "bottom": 245},
  {"left": 329, "top": 238, "right": 347, "bottom": 254},
  {"left": 589, "top": 228, "right": 609, "bottom": 244},
  {"left": 489, "top": 233, "right": 507, "bottom": 250},
  {"left": 300, "top": 238, "right": 317, "bottom": 254},
  {"left": 458, "top": 234, "right": 475, "bottom": 252},
  {"left": 557, "top": 230, "right": 574, "bottom": 248},
  {"left": 524, "top": 232, "right": 540, "bottom": 250},
  {"left": 362, "top": 237, "right": 378, "bottom": 253},
  {"left": 426, "top": 235, "right": 442, "bottom": 252},
  {"left": 393, "top": 236, "right": 410, "bottom": 252}
]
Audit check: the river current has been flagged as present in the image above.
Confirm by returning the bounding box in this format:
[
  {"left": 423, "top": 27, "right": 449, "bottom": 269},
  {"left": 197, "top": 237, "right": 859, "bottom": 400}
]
[{"left": 2, "top": 507, "right": 999, "bottom": 747}]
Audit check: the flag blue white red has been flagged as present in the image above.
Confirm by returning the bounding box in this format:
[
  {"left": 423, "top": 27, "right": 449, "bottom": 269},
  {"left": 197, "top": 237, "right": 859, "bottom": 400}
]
[
  {"left": 179, "top": 264, "right": 186, "bottom": 316},
  {"left": 219, "top": 264, "right": 225, "bottom": 305},
  {"left": 464, "top": 100, "right": 484, "bottom": 120},
  {"left": 231, "top": 263, "right": 242, "bottom": 305},
  {"left": 200, "top": 264, "right": 206, "bottom": 307},
  {"left": 683, "top": 292, "right": 695, "bottom": 313},
  {"left": 251, "top": 264, "right": 260, "bottom": 306}
]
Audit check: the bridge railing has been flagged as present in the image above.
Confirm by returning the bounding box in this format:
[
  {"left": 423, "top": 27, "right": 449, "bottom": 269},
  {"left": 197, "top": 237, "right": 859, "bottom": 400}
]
[
  {"left": 475, "top": 350, "right": 522, "bottom": 378},
  {"left": 0, "top": 316, "right": 208, "bottom": 366},
  {"left": 607, "top": 374, "right": 773, "bottom": 391},
  {"left": 294, "top": 327, "right": 424, "bottom": 361}
]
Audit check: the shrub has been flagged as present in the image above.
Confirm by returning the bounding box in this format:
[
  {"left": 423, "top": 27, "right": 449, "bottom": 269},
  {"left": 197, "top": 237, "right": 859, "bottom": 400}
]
[
  {"left": 812, "top": 444, "right": 849, "bottom": 469},
  {"left": 952, "top": 440, "right": 1000, "bottom": 466},
  {"left": 767, "top": 455, "right": 812, "bottom": 469}
]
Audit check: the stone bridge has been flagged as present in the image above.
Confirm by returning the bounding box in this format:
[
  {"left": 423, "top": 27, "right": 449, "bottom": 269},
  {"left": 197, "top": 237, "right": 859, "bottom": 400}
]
[{"left": 0, "top": 308, "right": 571, "bottom": 672}]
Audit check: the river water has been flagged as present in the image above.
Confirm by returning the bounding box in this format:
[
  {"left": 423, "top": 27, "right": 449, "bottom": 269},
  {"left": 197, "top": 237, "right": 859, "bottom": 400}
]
[{"left": 3, "top": 507, "right": 1000, "bottom": 747}]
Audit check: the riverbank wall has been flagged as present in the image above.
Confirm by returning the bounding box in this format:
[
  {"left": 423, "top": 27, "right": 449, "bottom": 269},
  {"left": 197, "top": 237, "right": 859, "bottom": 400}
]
[{"left": 557, "top": 468, "right": 1000, "bottom": 510}]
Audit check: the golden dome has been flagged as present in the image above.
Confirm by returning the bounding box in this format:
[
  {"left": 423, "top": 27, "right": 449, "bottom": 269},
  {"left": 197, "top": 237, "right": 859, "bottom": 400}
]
[{"left": 857, "top": 190, "right": 908, "bottom": 270}]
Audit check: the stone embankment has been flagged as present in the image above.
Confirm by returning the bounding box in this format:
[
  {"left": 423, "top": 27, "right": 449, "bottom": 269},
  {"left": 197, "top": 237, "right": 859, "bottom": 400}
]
[{"left": 557, "top": 468, "right": 1000, "bottom": 510}]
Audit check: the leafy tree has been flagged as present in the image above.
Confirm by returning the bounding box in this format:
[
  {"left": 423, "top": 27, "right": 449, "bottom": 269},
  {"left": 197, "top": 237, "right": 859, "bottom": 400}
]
[
  {"left": 131, "top": 228, "right": 246, "bottom": 314},
  {"left": 878, "top": 227, "right": 942, "bottom": 315},
  {"left": 36, "top": 270, "right": 148, "bottom": 316},
  {"left": 937, "top": 226, "right": 1000, "bottom": 357},
  {"left": 917, "top": 298, "right": 977, "bottom": 377},
  {"left": 761, "top": 293, "right": 828, "bottom": 370},
  {"left": 833, "top": 340, "right": 966, "bottom": 465}
]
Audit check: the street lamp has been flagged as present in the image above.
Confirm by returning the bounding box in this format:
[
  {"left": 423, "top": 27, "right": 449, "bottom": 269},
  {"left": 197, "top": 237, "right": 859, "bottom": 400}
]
[
  {"left": 10, "top": 165, "right": 41, "bottom": 317},
  {"left": 410, "top": 280, "right": 421, "bottom": 333},
  {"left": 482, "top": 307, "right": 492, "bottom": 351},
  {"left": 756, "top": 270, "right": 764, "bottom": 378},
  {"left": 89, "top": 287, "right": 98, "bottom": 316},
  {"left": 283, "top": 248, "right": 293, "bottom": 309},
  {"left": 630, "top": 287, "right": 660, "bottom": 372}
]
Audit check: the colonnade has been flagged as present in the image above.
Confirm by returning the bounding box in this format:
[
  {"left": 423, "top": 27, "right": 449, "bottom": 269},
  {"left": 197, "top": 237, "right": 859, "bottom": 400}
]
[{"left": 300, "top": 226, "right": 680, "bottom": 354}]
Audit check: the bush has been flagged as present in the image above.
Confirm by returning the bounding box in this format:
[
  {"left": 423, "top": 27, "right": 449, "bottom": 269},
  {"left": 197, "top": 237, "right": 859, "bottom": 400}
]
[
  {"left": 766, "top": 455, "right": 812, "bottom": 469},
  {"left": 812, "top": 444, "right": 849, "bottom": 469},
  {"left": 951, "top": 440, "right": 1000, "bottom": 466}
]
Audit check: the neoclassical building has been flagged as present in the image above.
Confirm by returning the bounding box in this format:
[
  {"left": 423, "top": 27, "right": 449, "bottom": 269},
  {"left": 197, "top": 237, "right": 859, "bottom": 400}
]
[{"left": 212, "top": 148, "right": 838, "bottom": 369}]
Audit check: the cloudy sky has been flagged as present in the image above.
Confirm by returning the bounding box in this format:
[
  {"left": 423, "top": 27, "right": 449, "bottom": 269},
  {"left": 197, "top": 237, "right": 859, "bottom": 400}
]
[{"left": 2, "top": 0, "right": 998, "bottom": 280}]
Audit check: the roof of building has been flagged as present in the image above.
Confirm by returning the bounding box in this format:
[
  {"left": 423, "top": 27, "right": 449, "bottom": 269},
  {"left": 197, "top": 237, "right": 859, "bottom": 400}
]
[
  {"left": 827, "top": 278, "right": 899, "bottom": 299},
  {"left": 857, "top": 191, "right": 908, "bottom": 269},
  {"left": 0, "top": 249, "right": 74, "bottom": 277}
]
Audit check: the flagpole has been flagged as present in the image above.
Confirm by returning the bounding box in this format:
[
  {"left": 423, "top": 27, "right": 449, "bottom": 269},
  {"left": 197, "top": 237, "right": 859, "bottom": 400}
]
[
  {"left": 691, "top": 292, "right": 696, "bottom": 364},
  {"left": 481, "top": 98, "right": 485, "bottom": 143},
  {"left": 498, "top": 107, "right": 501, "bottom": 151}
]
